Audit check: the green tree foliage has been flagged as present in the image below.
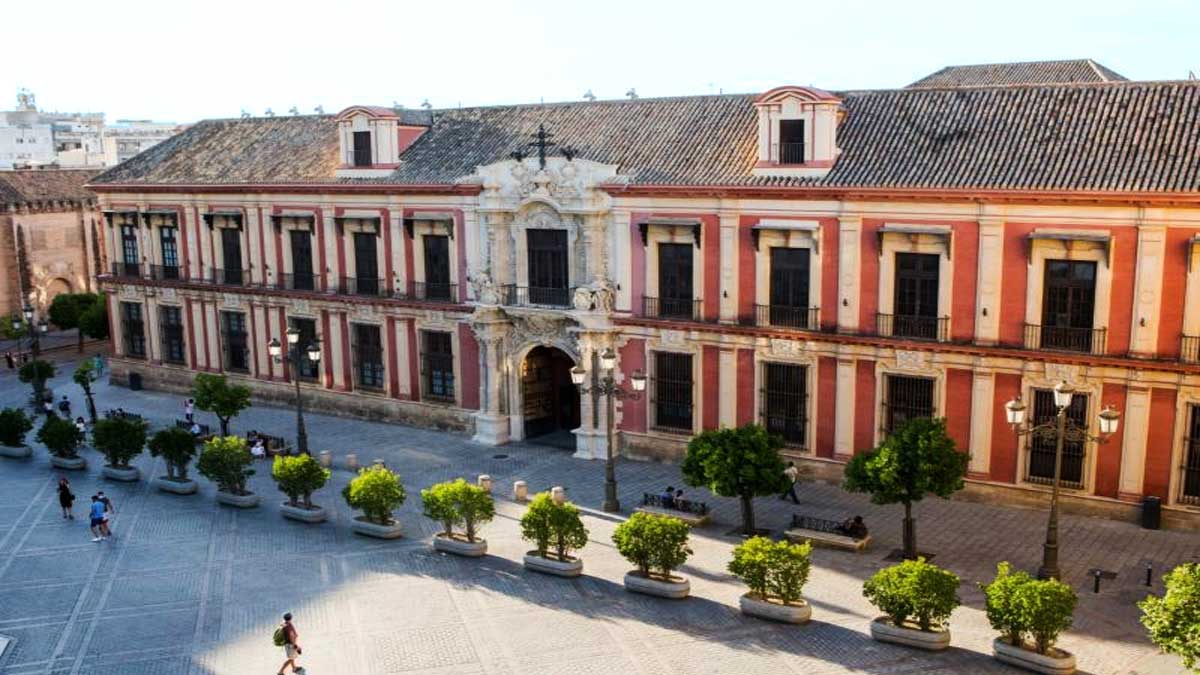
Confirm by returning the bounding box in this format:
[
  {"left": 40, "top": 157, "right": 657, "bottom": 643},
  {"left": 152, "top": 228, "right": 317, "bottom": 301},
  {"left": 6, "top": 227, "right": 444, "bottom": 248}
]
[
  {"left": 0, "top": 408, "right": 33, "bottom": 447},
  {"left": 36, "top": 414, "right": 83, "bottom": 459},
  {"left": 612, "top": 512, "right": 692, "bottom": 580},
  {"left": 420, "top": 479, "right": 495, "bottom": 543},
  {"left": 191, "top": 373, "right": 252, "bottom": 436},
  {"left": 48, "top": 293, "right": 101, "bottom": 352},
  {"left": 981, "top": 562, "right": 1034, "bottom": 646},
  {"left": 728, "top": 536, "right": 813, "bottom": 605},
  {"left": 421, "top": 481, "right": 458, "bottom": 537},
  {"left": 519, "top": 492, "right": 590, "bottom": 561},
  {"left": 1, "top": 314, "right": 28, "bottom": 340},
  {"left": 1018, "top": 577, "right": 1077, "bottom": 655},
  {"left": 73, "top": 360, "right": 99, "bottom": 423},
  {"left": 843, "top": 417, "right": 968, "bottom": 559},
  {"left": 272, "top": 453, "right": 331, "bottom": 508},
  {"left": 148, "top": 427, "right": 199, "bottom": 480},
  {"left": 92, "top": 416, "right": 147, "bottom": 469},
  {"left": 1141, "top": 563, "right": 1200, "bottom": 670},
  {"left": 18, "top": 359, "right": 55, "bottom": 402},
  {"left": 863, "top": 558, "right": 961, "bottom": 632},
  {"left": 681, "top": 423, "right": 789, "bottom": 535},
  {"left": 196, "top": 436, "right": 255, "bottom": 494},
  {"left": 342, "top": 465, "right": 407, "bottom": 524},
  {"left": 78, "top": 299, "right": 109, "bottom": 341}
]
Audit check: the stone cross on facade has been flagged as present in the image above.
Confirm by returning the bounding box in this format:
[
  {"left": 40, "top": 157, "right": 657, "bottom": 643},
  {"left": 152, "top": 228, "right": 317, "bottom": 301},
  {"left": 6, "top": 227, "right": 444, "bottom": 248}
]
[{"left": 528, "top": 124, "right": 556, "bottom": 169}]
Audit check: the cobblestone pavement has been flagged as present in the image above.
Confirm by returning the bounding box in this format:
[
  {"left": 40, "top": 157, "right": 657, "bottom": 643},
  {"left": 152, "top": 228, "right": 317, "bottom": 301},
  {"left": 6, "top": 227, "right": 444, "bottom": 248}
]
[{"left": 0, "top": 362, "right": 1193, "bottom": 674}]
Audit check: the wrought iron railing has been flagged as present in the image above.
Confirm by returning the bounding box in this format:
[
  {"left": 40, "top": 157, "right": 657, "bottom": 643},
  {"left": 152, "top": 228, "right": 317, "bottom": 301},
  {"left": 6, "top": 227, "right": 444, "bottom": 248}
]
[
  {"left": 147, "top": 264, "right": 181, "bottom": 281},
  {"left": 110, "top": 262, "right": 143, "bottom": 279},
  {"left": 208, "top": 267, "right": 249, "bottom": 286},
  {"left": 642, "top": 296, "right": 705, "bottom": 322},
  {"left": 876, "top": 313, "right": 949, "bottom": 342},
  {"left": 410, "top": 281, "right": 456, "bottom": 303},
  {"left": 779, "top": 142, "right": 806, "bottom": 164},
  {"left": 276, "top": 272, "right": 318, "bottom": 292},
  {"left": 1024, "top": 324, "right": 1107, "bottom": 355},
  {"left": 500, "top": 285, "right": 574, "bottom": 308},
  {"left": 338, "top": 276, "right": 387, "bottom": 297},
  {"left": 752, "top": 305, "right": 820, "bottom": 330},
  {"left": 1182, "top": 335, "right": 1200, "bottom": 364}
]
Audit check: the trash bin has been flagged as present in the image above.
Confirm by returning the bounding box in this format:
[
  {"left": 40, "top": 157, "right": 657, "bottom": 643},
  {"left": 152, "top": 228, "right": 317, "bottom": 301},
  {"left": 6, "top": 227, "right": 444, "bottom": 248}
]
[
  {"left": 1141, "top": 496, "right": 1161, "bottom": 530},
  {"left": 129, "top": 372, "right": 143, "bottom": 391}
]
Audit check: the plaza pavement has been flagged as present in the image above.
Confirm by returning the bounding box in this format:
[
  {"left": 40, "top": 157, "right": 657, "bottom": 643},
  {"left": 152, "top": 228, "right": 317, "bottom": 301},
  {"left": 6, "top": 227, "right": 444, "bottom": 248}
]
[{"left": 0, "top": 359, "right": 1193, "bottom": 674}]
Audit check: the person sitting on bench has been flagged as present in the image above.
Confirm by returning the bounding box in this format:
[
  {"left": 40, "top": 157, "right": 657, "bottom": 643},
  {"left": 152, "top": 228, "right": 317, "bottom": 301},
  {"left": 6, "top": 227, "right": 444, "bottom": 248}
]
[
  {"left": 834, "top": 515, "right": 868, "bottom": 539},
  {"left": 661, "top": 486, "right": 676, "bottom": 509},
  {"left": 250, "top": 437, "right": 267, "bottom": 459}
]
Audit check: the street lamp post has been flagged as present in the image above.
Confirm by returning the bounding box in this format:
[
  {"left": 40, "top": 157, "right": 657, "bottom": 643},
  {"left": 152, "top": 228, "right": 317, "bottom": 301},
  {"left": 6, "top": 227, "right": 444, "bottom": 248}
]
[
  {"left": 570, "top": 347, "right": 647, "bottom": 513},
  {"left": 268, "top": 329, "right": 321, "bottom": 455},
  {"left": 22, "top": 304, "right": 47, "bottom": 358},
  {"left": 1004, "top": 381, "right": 1121, "bottom": 580}
]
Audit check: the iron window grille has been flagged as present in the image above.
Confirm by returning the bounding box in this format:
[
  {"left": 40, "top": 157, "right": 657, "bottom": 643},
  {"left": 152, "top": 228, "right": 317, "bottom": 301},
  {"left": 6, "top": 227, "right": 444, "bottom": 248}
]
[
  {"left": 220, "top": 312, "right": 250, "bottom": 373},
  {"left": 421, "top": 331, "right": 455, "bottom": 403},
  {"left": 883, "top": 374, "right": 935, "bottom": 435},
  {"left": 1179, "top": 405, "right": 1200, "bottom": 505},
  {"left": 652, "top": 352, "right": 693, "bottom": 432},
  {"left": 1026, "top": 389, "right": 1089, "bottom": 489},
  {"left": 352, "top": 324, "right": 385, "bottom": 391},
  {"left": 1181, "top": 335, "right": 1200, "bottom": 364},
  {"left": 761, "top": 362, "right": 808, "bottom": 448},
  {"left": 120, "top": 302, "right": 146, "bottom": 359},
  {"left": 159, "top": 306, "right": 186, "bottom": 365},
  {"left": 288, "top": 317, "right": 320, "bottom": 381}
]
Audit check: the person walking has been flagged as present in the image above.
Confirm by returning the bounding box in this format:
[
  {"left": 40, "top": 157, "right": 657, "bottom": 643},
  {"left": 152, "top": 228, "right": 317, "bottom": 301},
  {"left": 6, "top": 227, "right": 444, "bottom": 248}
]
[
  {"left": 88, "top": 496, "right": 105, "bottom": 542},
  {"left": 42, "top": 398, "right": 54, "bottom": 417},
  {"left": 97, "top": 491, "right": 115, "bottom": 539},
  {"left": 58, "top": 395, "right": 71, "bottom": 417},
  {"left": 92, "top": 353, "right": 104, "bottom": 375},
  {"left": 57, "top": 478, "right": 75, "bottom": 519},
  {"left": 779, "top": 461, "right": 801, "bottom": 504},
  {"left": 184, "top": 398, "right": 195, "bottom": 423},
  {"left": 4, "top": 351, "right": 13, "bottom": 369},
  {"left": 275, "top": 612, "right": 303, "bottom": 674}
]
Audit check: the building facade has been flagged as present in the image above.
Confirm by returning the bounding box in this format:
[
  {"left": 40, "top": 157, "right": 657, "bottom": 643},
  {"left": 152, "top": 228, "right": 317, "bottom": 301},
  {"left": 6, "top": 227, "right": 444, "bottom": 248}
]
[{"left": 88, "top": 62, "right": 1200, "bottom": 524}]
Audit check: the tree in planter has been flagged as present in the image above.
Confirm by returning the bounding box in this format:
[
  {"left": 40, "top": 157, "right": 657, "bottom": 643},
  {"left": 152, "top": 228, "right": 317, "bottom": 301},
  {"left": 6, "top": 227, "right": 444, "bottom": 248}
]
[
  {"left": 612, "top": 512, "right": 692, "bottom": 580},
  {"left": 863, "top": 558, "right": 960, "bottom": 632},
  {"left": 1141, "top": 562, "right": 1200, "bottom": 670},
  {"left": 0, "top": 408, "right": 33, "bottom": 448},
  {"left": 73, "top": 360, "right": 100, "bottom": 423},
  {"left": 420, "top": 479, "right": 495, "bottom": 543},
  {"left": 78, "top": 299, "right": 109, "bottom": 341},
  {"left": 148, "top": 427, "right": 199, "bottom": 481},
  {"left": 1017, "top": 576, "right": 1076, "bottom": 656},
  {"left": 728, "top": 536, "right": 813, "bottom": 606},
  {"left": 197, "top": 436, "right": 255, "bottom": 495},
  {"left": 92, "top": 416, "right": 147, "bottom": 468},
  {"left": 18, "top": 359, "right": 55, "bottom": 405},
  {"left": 37, "top": 414, "right": 84, "bottom": 459},
  {"left": 272, "top": 454, "right": 331, "bottom": 508},
  {"left": 843, "top": 417, "right": 968, "bottom": 559},
  {"left": 191, "top": 373, "right": 251, "bottom": 436},
  {"left": 342, "top": 466, "right": 406, "bottom": 525},
  {"left": 981, "top": 562, "right": 1034, "bottom": 647},
  {"left": 681, "top": 423, "right": 789, "bottom": 535},
  {"left": 49, "top": 293, "right": 100, "bottom": 353},
  {"left": 520, "top": 492, "right": 589, "bottom": 561}
]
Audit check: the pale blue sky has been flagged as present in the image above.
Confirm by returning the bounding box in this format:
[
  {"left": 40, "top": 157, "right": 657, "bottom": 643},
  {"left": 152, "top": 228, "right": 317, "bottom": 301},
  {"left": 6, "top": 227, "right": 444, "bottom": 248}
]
[{"left": 6, "top": 0, "right": 1197, "bottom": 123}]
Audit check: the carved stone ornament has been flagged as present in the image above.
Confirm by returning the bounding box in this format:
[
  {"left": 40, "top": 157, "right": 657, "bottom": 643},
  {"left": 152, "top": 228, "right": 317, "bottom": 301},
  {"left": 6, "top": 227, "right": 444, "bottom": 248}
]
[
  {"left": 894, "top": 349, "right": 929, "bottom": 371},
  {"left": 292, "top": 299, "right": 311, "bottom": 315},
  {"left": 660, "top": 329, "right": 686, "bottom": 345},
  {"left": 470, "top": 269, "right": 501, "bottom": 306},
  {"left": 769, "top": 338, "right": 804, "bottom": 357},
  {"left": 508, "top": 313, "right": 578, "bottom": 357},
  {"left": 469, "top": 157, "right": 619, "bottom": 214},
  {"left": 1044, "top": 362, "right": 1083, "bottom": 385},
  {"left": 118, "top": 286, "right": 140, "bottom": 300},
  {"left": 160, "top": 287, "right": 178, "bottom": 301}
]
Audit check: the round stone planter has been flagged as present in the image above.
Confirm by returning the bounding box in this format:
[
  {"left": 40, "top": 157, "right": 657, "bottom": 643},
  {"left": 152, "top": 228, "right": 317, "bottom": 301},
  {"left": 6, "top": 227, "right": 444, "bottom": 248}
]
[
  {"left": 153, "top": 477, "right": 198, "bottom": 495},
  {"left": 215, "top": 490, "right": 260, "bottom": 508},
  {"left": 623, "top": 571, "right": 690, "bottom": 599},
  {"left": 993, "top": 638, "right": 1076, "bottom": 675},
  {"left": 101, "top": 465, "right": 141, "bottom": 482},
  {"left": 869, "top": 617, "right": 951, "bottom": 651},
  {"left": 49, "top": 455, "right": 86, "bottom": 470},
  {"left": 739, "top": 593, "right": 811, "bottom": 624},
  {"left": 280, "top": 502, "right": 327, "bottom": 523},
  {"left": 350, "top": 516, "right": 403, "bottom": 539},
  {"left": 523, "top": 552, "right": 583, "bottom": 578},
  {"left": 433, "top": 534, "right": 487, "bottom": 557},
  {"left": 0, "top": 445, "right": 32, "bottom": 459}
]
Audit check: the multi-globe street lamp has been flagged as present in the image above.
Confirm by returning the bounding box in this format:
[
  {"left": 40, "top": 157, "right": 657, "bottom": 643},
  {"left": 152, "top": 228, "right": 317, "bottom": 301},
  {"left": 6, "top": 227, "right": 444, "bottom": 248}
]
[
  {"left": 1004, "top": 381, "right": 1121, "bottom": 580},
  {"left": 21, "top": 304, "right": 48, "bottom": 357},
  {"left": 570, "top": 347, "right": 646, "bottom": 513},
  {"left": 267, "top": 328, "right": 321, "bottom": 455}
]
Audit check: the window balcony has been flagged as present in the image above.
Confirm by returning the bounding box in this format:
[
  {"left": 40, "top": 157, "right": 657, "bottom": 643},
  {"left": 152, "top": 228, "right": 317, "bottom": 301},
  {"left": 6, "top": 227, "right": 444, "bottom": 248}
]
[
  {"left": 876, "top": 313, "right": 949, "bottom": 342},
  {"left": 337, "top": 276, "right": 388, "bottom": 298},
  {"left": 1182, "top": 335, "right": 1200, "bottom": 364},
  {"left": 779, "top": 142, "right": 806, "bottom": 165},
  {"left": 499, "top": 285, "right": 574, "bottom": 308},
  {"left": 208, "top": 267, "right": 249, "bottom": 287},
  {"left": 1023, "top": 323, "right": 1107, "bottom": 355},
  {"left": 147, "top": 264, "right": 181, "bottom": 281},
  {"left": 276, "top": 272, "right": 318, "bottom": 292},
  {"left": 110, "top": 262, "right": 143, "bottom": 279},
  {"left": 750, "top": 305, "right": 820, "bottom": 331},
  {"left": 409, "top": 281, "right": 457, "bottom": 303},
  {"left": 641, "top": 296, "right": 706, "bottom": 322}
]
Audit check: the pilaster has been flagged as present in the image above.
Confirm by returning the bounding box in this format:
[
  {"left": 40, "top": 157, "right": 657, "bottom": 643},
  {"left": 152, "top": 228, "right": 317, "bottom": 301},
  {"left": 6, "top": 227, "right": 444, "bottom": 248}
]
[
  {"left": 1118, "top": 387, "right": 1151, "bottom": 498},
  {"left": 974, "top": 217, "right": 1004, "bottom": 345},
  {"left": 719, "top": 211, "right": 739, "bottom": 323},
  {"left": 834, "top": 357, "right": 856, "bottom": 459},
  {"left": 837, "top": 216, "right": 861, "bottom": 332},
  {"left": 968, "top": 370, "right": 994, "bottom": 476},
  {"left": 1129, "top": 224, "right": 1167, "bottom": 357}
]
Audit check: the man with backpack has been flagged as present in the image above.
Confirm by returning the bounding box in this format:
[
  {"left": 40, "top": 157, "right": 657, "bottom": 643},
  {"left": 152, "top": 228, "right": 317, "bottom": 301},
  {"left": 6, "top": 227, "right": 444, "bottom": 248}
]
[{"left": 273, "top": 613, "right": 303, "bottom": 674}]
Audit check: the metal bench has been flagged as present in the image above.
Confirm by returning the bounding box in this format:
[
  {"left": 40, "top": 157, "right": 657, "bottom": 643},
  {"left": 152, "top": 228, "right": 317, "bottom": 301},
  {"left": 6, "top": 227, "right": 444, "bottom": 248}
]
[
  {"left": 784, "top": 514, "right": 871, "bottom": 553},
  {"left": 175, "top": 419, "right": 212, "bottom": 441},
  {"left": 634, "top": 492, "right": 711, "bottom": 527}
]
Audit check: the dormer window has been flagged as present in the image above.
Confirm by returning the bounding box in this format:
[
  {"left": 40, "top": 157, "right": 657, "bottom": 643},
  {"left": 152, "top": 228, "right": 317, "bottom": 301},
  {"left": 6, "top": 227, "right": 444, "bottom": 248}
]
[
  {"left": 335, "top": 105, "right": 430, "bottom": 178},
  {"left": 752, "top": 86, "right": 843, "bottom": 179}
]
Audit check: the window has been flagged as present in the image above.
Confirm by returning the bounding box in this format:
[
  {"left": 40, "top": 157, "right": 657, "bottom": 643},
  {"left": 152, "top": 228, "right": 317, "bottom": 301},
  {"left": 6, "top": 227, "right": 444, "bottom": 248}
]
[
  {"left": 526, "top": 229, "right": 569, "bottom": 306},
  {"left": 353, "top": 232, "right": 379, "bottom": 295},
  {"left": 779, "top": 119, "right": 805, "bottom": 164},
  {"left": 352, "top": 131, "right": 372, "bottom": 167},
  {"left": 1182, "top": 406, "right": 1200, "bottom": 505},
  {"left": 120, "top": 224, "right": 139, "bottom": 276},
  {"left": 421, "top": 235, "right": 452, "bottom": 301},
  {"left": 120, "top": 302, "right": 145, "bottom": 358},
  {"left": 220, "top": 229, "right": 243, "bottom": 285},
  {"left": 159, "top": 306, "right": 185, "bottom": 364},
  {"left": 768, "top": 247, "right": 811, "bottom": 328},
  {"left": 892, "top": 252, "right": 941, "bottom": 339},
  {"left": 352, "top": 324, "right": 385, "bottom": 391},
  {"left": 220, "top": 312, "right": 249, "bottom": 373},
  {"left": 159, "top": 226, "right": 179, "bottom": 280},
  {"left": 1041, "top": 260, "right": 1097, "bottom": 352},
  {"left": 656, "top": 243, "right": 694, "bottom": 319},
  {"left": 421, "top": 331, "right": 455, "bottom": 402},
  {"left": 653, "top": 352, "right": 693, "bottom": 432},
  {"left": 289, "top": 230, "right": 315, "bottom": 291},
  {"left": 1027, "top": 389, "right": 1088, "bottom": 488},
  {"left": 883, "top": 375, "right": 935, "bottom": 435},
  {"left": 288, "top": 317, "right": 320, "bottom": 380},
  {"left": 762, "top": 363, "right": 808, "bottom": 447}
]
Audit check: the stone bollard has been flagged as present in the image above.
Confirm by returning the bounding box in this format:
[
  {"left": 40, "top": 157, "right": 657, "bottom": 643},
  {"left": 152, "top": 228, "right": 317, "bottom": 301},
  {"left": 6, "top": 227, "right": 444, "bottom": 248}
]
[
  {"left": 318, "top": 451, "right": 333, "bottom": 468},
  {"left": 477, "top": 474, "right": 493, "bottom": 493},
  {"left": 346, "top": 454, "right": 358, "bottom": 471},
  {"left": 513, "top": 480, "right": 528, "bottom": 502},
  {"left": 551, "top": 486, "right": 566, "bottom": 505}
]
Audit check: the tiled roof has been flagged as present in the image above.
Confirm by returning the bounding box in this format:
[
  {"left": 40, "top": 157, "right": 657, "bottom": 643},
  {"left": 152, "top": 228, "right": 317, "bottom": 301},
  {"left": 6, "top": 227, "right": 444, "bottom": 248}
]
[
  {"left": 0, "top": 168, "right": 101, "bottom": 206},
  {"left": 907, "top": 59, "right": 1127, "bottom": 88},
  {"left": 92, "top": 79, "right": 1200, "bottom": 194}
]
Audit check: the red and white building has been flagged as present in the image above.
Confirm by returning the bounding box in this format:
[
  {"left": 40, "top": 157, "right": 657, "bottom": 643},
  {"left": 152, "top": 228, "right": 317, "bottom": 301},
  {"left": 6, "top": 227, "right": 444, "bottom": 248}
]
[{"left": 89, "top": 60, "right": 1200, "bottom": 523}]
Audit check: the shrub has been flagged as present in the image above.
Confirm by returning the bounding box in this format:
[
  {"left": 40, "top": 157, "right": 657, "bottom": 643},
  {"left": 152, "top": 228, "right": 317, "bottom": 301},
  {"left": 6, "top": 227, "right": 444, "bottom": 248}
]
[
  {"left": 421, "top": 481, "right": 458, "bottom": 537},
  {"left": 420, "top": 479, "right": 495, "bottom": 543},
  {"left": 148, "top": 427, "right": 199, "bottom": 480},
  {"left": 519, "top": 492, "right": 589, "bottom": 561},
  {"left": 36, "top": 415, "right": 83, "bottom": 458},
  {"left": 612, "top": 512, "right": 692, "bottom": 580},
  {"left": 1141, "top": 563, "right": 1200, "bottom": 670},
  {"left": 1017, "top": 577, "right": 1076, "bottom": 655},
  {"left": 981, "top": 562, "right": 1035, "bottom": 646},
  {"left": 191, "top": 373, "right": 252, "bottom": 436},
  {"left": 18, "top": 359, "right": 55, "bottom": 400},
  {"left": 342, "top": 465, "right": 406, "bottom": 524},
  {"left": 196, "top": 436, "right": 255, "bottom": 494},
  {"left": 863, "top": 558, "right": 960, "bottom": 632},
  {"left": 729, "top": 536, "right": 813, "bottom": 606},
  {"left": 272, "top": 454, "right": 331, "bottom": 508},
  {"left": 92, "top": 416, "right": 147, "bottom": 469},
  {"left": 0, "top": 408, "right": 33, "bottom": 447}
]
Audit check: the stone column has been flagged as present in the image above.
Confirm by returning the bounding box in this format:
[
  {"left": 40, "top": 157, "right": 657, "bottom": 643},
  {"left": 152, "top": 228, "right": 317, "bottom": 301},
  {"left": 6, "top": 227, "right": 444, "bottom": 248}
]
[
  {"left": 1129, "top": 224, "right": 1167, "bottom": 357},
  {"left": 968, "top": 368, "right": 995, "bottom": 476},
  {"left": 833, "top": 356, "right": 856, "bottom": 459},
  {"left": 471, "top": 315, "right": 510, "bottom": 446},
  {"left": 974, "top": 217, "right": 1004, "bottom": 345},
  {"left": 572, "top": 331, "right": 606, "bottom": 460},
  {"left": 1119, "top": 387, "right": 1152, "bottom": 498},
  {"left": 719, "top": 211, "right": 739, "bottom": 323}
]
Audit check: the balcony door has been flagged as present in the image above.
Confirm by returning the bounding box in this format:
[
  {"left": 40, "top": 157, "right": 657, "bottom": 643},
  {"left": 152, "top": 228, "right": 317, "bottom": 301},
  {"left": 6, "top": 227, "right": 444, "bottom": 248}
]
[
  {"left": 893, "top": 252, "right": 940, "bottom": 339},
  {"left": 422, "top": 235, "right": 451, "bottom": 301},
  {"left": 289, "top": 230, "right": 314, "bottom": 291},
  {"left": 657, "top": 243, "right": 694, "bottom": 319},
  {"left": 526, "top": 229, "right": 568, "bottom": 306},
  {"left": 1041, "top": 260, "right": 1096, "bottom": 351},
  {"left": 159, "top": 226, "right": 179, "bottom": 279},
  {"left": 769, "top": 247, "right": 811, "bottom": 328},
  {"left": 220, "top": 228, "right": 243, "bottom": 285},
  {"left": 120, "top": 224, "right": 139, "bottom": 275},
  {"left": 353, "top": 232, "right": 379, "bottom": 295}
]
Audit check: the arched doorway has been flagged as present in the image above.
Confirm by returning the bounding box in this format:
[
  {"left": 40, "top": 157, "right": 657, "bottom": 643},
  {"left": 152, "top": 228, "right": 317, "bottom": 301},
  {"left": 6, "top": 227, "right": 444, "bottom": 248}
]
[
  {"left": 521, "top": 345, "right": 580, "bottom": 447},
  {"left": 44, "top": 278, "right": 72, "bottom": 307}
]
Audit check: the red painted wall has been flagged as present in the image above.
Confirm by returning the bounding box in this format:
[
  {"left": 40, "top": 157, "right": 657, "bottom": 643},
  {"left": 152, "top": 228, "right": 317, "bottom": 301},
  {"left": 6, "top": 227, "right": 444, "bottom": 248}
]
[
  {"left": 618, "top": 339, "right": 646, "bottom": 432},
  {"left": 701, "top": 346, "right": 720, "bottom": 429},
  {"left": 736, "top": 348, "right": 755, "bottom": 426},
  {"left": 858, "top": 221, "right": 881, "bottom": 330},
  {"left": 989, "top": 373, "right": 1023, "bottom": 483},
  {"left": 702, "top": 216, "right": 720, "bottom": 321},
  {"left": 853, "top": 360, "right": 876, "bottom": 453},
  {"left": 1143, "top": 388, "right": 1178, "bottom": 500},
  {"left": 386, "top": 317, "right": 400, "bottom": 398},
  {"left": 737, "top": 216, "right": 757, "bottom": 322},
  {"left": 820, "top": 219, "right": 839, "bottom": 331},
  {"left": 1106, "top": 227, "right": 1138, "bottom": 355},
  {"left": 629, "top": 216, "right": 646, "bottom": 314},
  {"left": 944, "top": 368, "right": 973, "bottom": 453},
  {"left": 1096, "top": 383, "right": 1128, "bottom": 499},
  {"left": 816, "top": 356, "right": 837, "bottom": 457},
  {"left": 1157, "top": 228, "right": 1196, "bottom": 357},
  {"left": 458, "top": 324, "right": 480, "bottom": 410},
  {"left": 406, "top": 319, "right": 420, "bottom": 402},
  {"left": 950, "top": 223, "right": 979, "bottom": 341},
  {"left": 998, "top": 223, "right": 1036, "bottom": 346}
]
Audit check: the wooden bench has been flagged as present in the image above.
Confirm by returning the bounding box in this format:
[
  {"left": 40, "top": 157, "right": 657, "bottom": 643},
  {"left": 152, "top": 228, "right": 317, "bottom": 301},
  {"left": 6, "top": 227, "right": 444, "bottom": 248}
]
[
  {"left": 634, "top": 493, "right": 711, "bottom": 527},
  {"left": 784, "top": 514, "right": 871, "bottom": 553},
  {"left": 258, "top": 433, "right": 292, "bottom": 457},
  {"left": 105, "top": 410, "right": 143, "bottom": 422}
]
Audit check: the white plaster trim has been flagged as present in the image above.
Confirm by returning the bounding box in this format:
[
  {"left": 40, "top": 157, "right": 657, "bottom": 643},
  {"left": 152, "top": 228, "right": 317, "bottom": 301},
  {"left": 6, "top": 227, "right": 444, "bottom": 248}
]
[
  {"left": 874, "top": 362, "right": 944, "bottom": 447},
  {"left": 877, "top": 230, "right": 953, "bottom": 328},
  {"left": 755, "top": 350, "right": 818, "bottom": 451},
  {"left": 754, "top": 229, "right": 821, "bottom": 322},
  {"left": 1167, "top": 392, "right": 1200, "bottom": 507}
]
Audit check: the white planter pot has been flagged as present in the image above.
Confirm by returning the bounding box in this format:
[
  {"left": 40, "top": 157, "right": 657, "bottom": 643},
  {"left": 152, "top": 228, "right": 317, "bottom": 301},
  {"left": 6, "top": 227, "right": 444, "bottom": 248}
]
[
  {"left": 739, "top": 593, "right": 811, "bottom": 624},
  {"left": 49, "top": 455, "right": 86, "bottom": 470},
  {"left": 101, "top": 465, "right": 141, "bottom": 482},
  {"left": 215, "top": 490, "right": 260, "bottom": 508},
  {"left": 993, "top": 638, "right": 1076, "bottom": 675},
  {"left": 0, "top": 445, "right": 32, "bottom": 459},
  {"left": 623, "top": 571, "right": 690, "bottom": 599},
  {"left": 280, "top": 502, "right": 327, "bottom": 523},
  {"left": 153, "top": 477, "right": 198, "bottom": 495},
  {"left": 350, "top": 516, "right": 403, "bottom": 539},
  {"left": 433, "top": 534, "right": 487, "bottom": 557},
  {"left": 523, "top": 553, "right": 583, "bottom": 578},
  {"left": 870, "top": 617, "right": 951, "bottom": 651}
]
